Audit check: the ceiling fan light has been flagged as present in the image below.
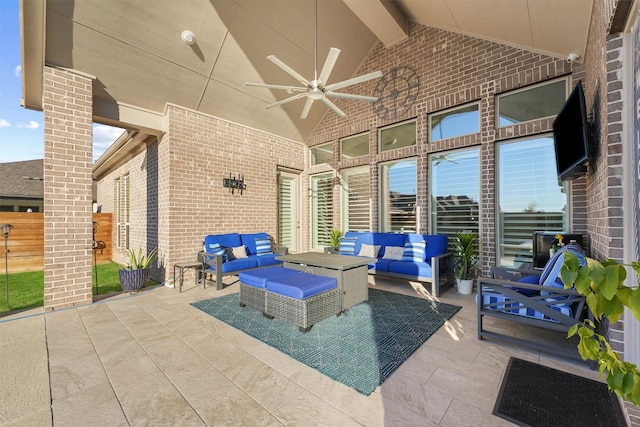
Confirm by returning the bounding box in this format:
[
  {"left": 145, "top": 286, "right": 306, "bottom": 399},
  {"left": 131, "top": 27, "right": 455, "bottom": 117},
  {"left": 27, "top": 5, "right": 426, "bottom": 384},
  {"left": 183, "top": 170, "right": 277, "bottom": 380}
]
[{"left": 308, "top": 88, "right": 324, "bottom": 100}]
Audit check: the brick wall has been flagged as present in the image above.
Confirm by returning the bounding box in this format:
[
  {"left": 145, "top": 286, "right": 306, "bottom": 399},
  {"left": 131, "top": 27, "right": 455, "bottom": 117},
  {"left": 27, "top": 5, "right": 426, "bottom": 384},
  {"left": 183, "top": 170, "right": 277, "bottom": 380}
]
[
  {"left": 307, "top": 23, "right": 585, "bottom": 275},
  {"left": 42, "top": 66, "right": 94, "bottom": 310},
  {"left": 96, "top": 141, "right": 158, "bottom": 276},
  {"left": 113, "top": 105, "right": 306, "bottom": 281}
]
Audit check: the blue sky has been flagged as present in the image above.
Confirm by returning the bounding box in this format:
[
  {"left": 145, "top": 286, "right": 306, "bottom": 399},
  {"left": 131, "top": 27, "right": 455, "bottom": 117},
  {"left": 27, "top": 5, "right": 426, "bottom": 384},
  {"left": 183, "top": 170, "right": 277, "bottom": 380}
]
[{"left": 0, "top": 0, "right": 122, "bottom": 164}]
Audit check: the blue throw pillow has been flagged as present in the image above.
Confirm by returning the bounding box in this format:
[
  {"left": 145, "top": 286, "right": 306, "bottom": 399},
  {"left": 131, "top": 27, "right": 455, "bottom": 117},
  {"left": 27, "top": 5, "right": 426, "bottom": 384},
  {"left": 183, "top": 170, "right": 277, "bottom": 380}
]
[
  {"left": 539, "top": 242, "right": 585, "bottom": 295},
  {"left": 402, "top": 241, "right": 426, "bottom": 262},
  {"left": 339, "top": 236, "right": 357, "bottom": 255},
  {"left": 512, "top": 275, "right": 541, "bottom": 296},
  {"left": 206, "top": 242, "right": 227, "bottom": 262},
  {"left": 254, "top": 237, "right": 273, "bottom": 256}
]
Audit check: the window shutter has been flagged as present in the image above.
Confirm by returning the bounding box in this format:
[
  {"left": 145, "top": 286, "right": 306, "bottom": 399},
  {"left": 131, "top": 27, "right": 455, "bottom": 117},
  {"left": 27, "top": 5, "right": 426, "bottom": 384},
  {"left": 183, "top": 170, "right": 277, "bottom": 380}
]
[
  {"left": 311, "top": 173, "right": 333, "bottom": 249},
  {"left": 344, "top": 167, "right": 370, "bottom": 231}
]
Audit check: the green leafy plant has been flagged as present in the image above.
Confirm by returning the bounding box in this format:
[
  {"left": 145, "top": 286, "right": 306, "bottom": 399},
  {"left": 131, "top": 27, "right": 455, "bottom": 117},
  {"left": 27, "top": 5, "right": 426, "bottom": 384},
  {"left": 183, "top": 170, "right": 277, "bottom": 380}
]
[
  {"left": 561, "top": 252, "right": 640, "bottom": 406},
  {"left": 452, "top": 232, "right": 479, "bottom": 280},
  {"left": 329, "top": 230, "right": 343, "bottom": 251},
  {"left": 117, "top": 247, "right": 158, "bottom": 270}
]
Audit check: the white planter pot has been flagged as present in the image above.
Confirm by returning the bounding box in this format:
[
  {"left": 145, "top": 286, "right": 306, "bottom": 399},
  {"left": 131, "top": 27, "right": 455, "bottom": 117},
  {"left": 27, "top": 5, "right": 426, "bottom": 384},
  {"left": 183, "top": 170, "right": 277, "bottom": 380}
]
[{"left": 456, "top": 278, "right": 473, "bottom": 295}]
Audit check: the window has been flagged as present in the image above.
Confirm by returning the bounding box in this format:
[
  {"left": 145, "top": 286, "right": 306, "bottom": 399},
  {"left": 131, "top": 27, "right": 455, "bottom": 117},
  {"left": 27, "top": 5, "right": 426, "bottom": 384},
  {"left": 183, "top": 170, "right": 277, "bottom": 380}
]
[
  {"left": 430, "top": 149, "right": 480, "bottom": 240},
  {"left": 497, "top": 79, "right": 567, "bottom": 127},
  {"left": 311, "top": 173, "right": 333, "bottom": 249},
  {"left": 341, "top": 133, "right": 369, "bottom": 160},
  {"left": 380, "top": 159, "right": 416, "bottom": 232},
  {"left": 278, "top": 171, "right": 298, "bottom": 253},
  {"left": 498, "top": 136, "right": 567, "bottom": 267},
  {"left": 115, "top": 175, "right": 130, "bottom": 249},
  {"left": 379, "top": 120, "right": 416, "bottom": 152},
  {"left": 311, "top": 143, "right": 333, "bottom": 165},
  {"left": 430, "top": 103, "right": 480, "bottom": 142},
  {"left": 342, "top": 166, "right": 370, "bottom": 231}
]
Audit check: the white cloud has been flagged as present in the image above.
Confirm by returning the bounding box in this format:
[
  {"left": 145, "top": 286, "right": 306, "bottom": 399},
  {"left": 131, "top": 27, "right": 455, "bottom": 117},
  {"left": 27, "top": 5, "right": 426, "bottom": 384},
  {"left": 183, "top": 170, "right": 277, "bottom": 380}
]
[
  {"left": 93, "top": 124, "right": 125, "bottom": 143},
  {"left": 14, "top": 65, "right": 21, "bottom": 77},
  {"left": 18, "top": 120, "right": 40, "bottom": 129},
  {"left": 92, "top": 124, "right": 125, "bottom": 162},
  {"left": 0, "top": 119, "right": 9, "bottom": 128}
]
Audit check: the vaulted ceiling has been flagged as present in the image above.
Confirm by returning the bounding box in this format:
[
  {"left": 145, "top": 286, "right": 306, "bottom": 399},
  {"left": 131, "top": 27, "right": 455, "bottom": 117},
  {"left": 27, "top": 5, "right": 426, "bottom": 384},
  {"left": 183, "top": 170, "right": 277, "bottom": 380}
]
[{"left": 21, "top": 0, "right": 593, "bottom": 144}]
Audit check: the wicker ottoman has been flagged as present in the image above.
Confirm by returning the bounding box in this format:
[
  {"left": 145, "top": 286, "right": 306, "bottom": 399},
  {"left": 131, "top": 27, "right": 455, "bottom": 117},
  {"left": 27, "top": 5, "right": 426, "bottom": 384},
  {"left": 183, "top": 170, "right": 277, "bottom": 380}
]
[
  {"left": 265, "top": 273, "right": 341, "bottom": 332},
  {"left": 239, "top": 267, "right": 303, "bottom": 312}
]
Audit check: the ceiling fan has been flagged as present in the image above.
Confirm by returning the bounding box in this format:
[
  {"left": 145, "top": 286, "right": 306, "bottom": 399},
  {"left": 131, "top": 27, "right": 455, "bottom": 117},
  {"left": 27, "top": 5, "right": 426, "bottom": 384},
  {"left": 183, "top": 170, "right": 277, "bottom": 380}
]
[{"left": 245, "top": 0, "right": 383, "bottom": 119}]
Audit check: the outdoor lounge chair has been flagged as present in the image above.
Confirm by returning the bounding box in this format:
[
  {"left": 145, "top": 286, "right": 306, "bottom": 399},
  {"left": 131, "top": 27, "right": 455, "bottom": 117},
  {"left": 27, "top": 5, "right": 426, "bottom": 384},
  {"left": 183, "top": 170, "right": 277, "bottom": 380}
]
[{"left": 477, "top": 243, "right": 588, "bottom": 359}]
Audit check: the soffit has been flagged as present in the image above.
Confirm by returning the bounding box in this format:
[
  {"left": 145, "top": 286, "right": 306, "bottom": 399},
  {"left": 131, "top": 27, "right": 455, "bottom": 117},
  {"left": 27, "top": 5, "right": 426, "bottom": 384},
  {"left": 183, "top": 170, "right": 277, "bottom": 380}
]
[
  {"left": 401, "top": 0, "right": 592, "bottom": 59},
  {"left": 23, "top": 0, "right": 593, "bottom": 145}
]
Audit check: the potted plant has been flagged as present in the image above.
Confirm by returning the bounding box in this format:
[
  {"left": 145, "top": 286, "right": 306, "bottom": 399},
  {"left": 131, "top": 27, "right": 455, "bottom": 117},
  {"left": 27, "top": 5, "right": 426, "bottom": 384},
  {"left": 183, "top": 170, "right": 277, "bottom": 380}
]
[
  {"left": 453, "top": 231, "right": 479, "bottom": 294},
  {"left": 118, "top": 247, "right": 157, "bottom": 292},
  {"left": 328, "top": 230, "right": 343, "bottom": 253},
  {"left": 561, "top": 253, "right": 640, "bottom": 405}
]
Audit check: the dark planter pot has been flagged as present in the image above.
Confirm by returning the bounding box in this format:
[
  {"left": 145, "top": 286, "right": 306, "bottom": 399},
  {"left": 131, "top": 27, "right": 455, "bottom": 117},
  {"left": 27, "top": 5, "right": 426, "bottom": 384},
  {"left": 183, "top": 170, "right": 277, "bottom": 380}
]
[{"left": 119, "top": 268, "right": 150, "bottom": 292}]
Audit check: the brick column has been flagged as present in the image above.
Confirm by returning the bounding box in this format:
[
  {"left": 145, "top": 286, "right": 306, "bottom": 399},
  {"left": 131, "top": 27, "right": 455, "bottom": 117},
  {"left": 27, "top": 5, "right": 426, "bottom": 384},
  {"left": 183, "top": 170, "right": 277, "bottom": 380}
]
[{"left": 42, "top": 66, "right": 94, "bottom": 310}]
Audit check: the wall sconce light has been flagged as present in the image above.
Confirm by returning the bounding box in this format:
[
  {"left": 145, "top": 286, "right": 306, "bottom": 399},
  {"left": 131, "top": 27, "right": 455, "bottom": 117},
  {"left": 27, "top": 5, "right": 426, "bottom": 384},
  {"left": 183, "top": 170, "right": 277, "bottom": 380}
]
[
  {"left": 223, "top": 173, "right": 246, "bottom": 195},
  {"left": 181, "top": 30, "right": 196, "bottom": 46},
  {"left": 1, "top": 224, "right": 13, "bottom": 306}
]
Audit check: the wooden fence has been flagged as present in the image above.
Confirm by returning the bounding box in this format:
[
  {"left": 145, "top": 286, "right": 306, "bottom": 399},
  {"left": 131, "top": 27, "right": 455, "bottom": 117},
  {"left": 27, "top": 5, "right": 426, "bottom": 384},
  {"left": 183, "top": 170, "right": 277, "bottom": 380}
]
[{"left": 0, "top": 212, "right": 113, "bottom": 273}]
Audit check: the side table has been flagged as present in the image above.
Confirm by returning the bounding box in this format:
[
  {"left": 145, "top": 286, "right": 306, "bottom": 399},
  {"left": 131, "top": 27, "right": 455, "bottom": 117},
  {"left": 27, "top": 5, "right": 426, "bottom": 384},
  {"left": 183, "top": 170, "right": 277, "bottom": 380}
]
[{"left": 174, "top": 261, "right": 204, "bottom": 293}]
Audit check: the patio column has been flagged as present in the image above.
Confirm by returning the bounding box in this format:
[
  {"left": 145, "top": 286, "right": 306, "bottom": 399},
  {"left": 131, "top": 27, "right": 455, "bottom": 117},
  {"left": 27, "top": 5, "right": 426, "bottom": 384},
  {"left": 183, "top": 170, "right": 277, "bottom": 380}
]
[{"left": 42, "top": 66, "right": 94, "bottom": 310}]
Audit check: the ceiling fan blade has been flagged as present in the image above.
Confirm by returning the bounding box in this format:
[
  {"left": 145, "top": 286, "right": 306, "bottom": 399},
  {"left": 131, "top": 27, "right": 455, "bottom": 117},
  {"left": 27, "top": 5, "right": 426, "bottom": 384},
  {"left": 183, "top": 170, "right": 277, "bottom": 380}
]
[
  {"left": 300, "top": 98, "right": 314, "bottom": 119},
  {"left": 245, "top": 82, "right": 307, "bottom": 92},
  {"left": 325, "top": 91, "right": 379, "bottom": 102},
  {"left": 324, "top": 70, "right": 383, "bottom": 92},
  {"left": 319, "top": 48, "right": 340, "bottom": 85},
  {"left": 267, "top": 55, "right": 310, "bottom": 86},
  {"left": 265, "top": 92, "right": 308, "bottom": 109},
  {"left": 320, "top": 97, "right": 346, "bottom": 118}
]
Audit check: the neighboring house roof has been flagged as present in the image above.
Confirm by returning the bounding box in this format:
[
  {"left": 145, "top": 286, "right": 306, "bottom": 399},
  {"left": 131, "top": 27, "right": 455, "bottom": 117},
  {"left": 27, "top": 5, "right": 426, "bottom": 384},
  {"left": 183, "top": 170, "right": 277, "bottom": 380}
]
[
  {"left": 0, "top": 159, "right": 44, "bottom": 199},
  {"left": 0, "top": 159, "right": 97, "bottom": 202}
]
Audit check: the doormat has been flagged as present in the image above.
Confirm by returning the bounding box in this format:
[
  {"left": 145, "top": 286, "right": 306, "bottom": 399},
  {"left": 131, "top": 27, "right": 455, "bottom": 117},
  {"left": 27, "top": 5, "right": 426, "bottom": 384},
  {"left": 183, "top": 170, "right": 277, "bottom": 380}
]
[{"left": 493, "top": 357, "right": 626, "bottom": 426}]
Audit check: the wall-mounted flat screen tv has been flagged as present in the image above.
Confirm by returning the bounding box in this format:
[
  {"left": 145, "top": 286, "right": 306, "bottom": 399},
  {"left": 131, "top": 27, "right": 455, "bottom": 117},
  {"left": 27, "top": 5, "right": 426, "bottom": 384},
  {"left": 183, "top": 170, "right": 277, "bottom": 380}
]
[{"left": 552, "top": 81, "right": 590, "bottom": 181}]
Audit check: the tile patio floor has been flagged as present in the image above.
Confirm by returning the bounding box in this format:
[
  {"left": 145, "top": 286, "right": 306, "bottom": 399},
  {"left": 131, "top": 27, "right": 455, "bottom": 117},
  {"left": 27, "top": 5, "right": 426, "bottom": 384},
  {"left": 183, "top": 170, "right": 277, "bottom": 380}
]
[{"left": 0, "top": 274, "right": 603, "bottom": 426}]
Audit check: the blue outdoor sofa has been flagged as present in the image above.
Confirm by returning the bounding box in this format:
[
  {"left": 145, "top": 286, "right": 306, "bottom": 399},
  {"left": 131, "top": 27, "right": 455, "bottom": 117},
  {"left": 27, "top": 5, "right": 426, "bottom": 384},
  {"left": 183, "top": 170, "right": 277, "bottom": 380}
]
[
  {"left": 329, "top": 231, "right": 453, "bottom": 297},
  {"left": 199, "top": 232, "right": 287, "bottom": 290}
]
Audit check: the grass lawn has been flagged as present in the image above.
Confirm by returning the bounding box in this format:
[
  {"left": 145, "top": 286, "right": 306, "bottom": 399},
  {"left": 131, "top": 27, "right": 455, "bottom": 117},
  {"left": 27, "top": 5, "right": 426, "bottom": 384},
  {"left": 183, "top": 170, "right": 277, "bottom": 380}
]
[{"left": 0, "top": 262, "right": 158, "bottom": 313}]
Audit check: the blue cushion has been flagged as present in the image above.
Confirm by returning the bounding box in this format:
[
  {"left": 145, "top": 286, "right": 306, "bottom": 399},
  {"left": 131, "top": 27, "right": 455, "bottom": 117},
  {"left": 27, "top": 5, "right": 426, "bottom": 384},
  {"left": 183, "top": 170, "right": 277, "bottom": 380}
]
[
  {"left": 254, "top": 237, "right": 273, "bottom": 256},
  {"left": 239, "top": 267, "right": 302, "bottom": 288},
  {"left": 539, "top": 243, "right": 585, "bottom": 295},
  {"left": 388, "top": 260, "right": 433, "bottom": 278},
  {"left": 339, "top": 236, "right": 357, "bottom": 255},
  {"left": 480, "top": 293, "right": 573, "bottom": 320},
  {"left": 402, "top": 241, "right": 426, "bottom": 262},
  {"left": 204, "top": 233, "right": 242, "bottom": 250},
  {"left": 347, "top": 232, "right": 405, "bottom": 256},
  {"left": 220, "top": 257, "right": 258, "bottom": 273},
  {"left": 241, "top": 233, "right": 269, "bottom": 256},
  {"left": 266, "top": 274, "right": 337, "bottom": 299},
  {"left": 369, "top": 259, "right": 393, "bottom": 272},
  {"left": 512, "top": 275, "right": 541, "bottom": 297},
  {"left": 423, "top": 234, "right": 448, "bottom": 261},
  {"left": 205, "top": 242, "right": 227, "bottom": 262},
  {"left": 255, "top": 253, "right": 282, "bottom": 267}
]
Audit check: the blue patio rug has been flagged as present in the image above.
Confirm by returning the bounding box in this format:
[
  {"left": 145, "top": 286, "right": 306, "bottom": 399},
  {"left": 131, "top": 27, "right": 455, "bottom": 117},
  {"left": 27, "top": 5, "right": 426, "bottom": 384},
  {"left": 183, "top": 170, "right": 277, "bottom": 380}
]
[{"left": 191, "top": 288, "right": 460, "bottom": 395}]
